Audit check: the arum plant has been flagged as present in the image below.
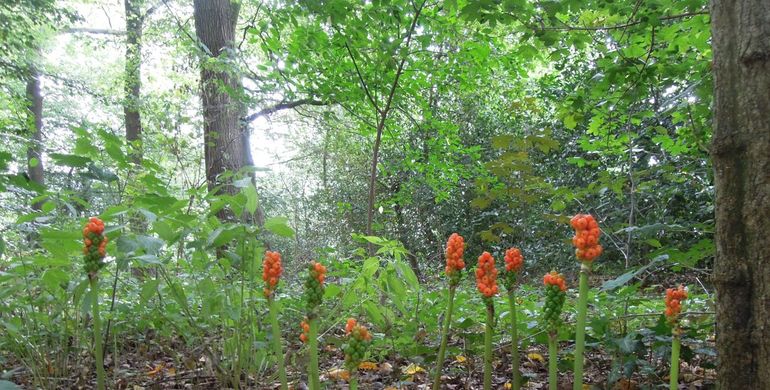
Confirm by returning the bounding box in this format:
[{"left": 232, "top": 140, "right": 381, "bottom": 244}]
[
  {"left": 542, "top": 271, "right": 567, "bottom": 390},
  {"left": 342, "top": 318, "right": 372, "bottom": 390},
  {"left": 262, "top": 251, "right": 287, "bottom": 390},
  {"left": 502, "top": 247, "right": 524, "bottom": 390},
  {"left": 433, "top": 233, "right": 465, "bottom": 390},
  {"left": 569, "top": 214, "right": 603, "bottom": 390},
  {"left": 665, "top": 285, "right": 688, "bottom": 390},
  {"left": 475, "top": 251, "right": 499, "bottom": 390},
  {"left": 82, "top": 217, "right": 108, "bottom": 390},
  {"left": 302, "top": 261, "right": 327, "bottom": 390}
]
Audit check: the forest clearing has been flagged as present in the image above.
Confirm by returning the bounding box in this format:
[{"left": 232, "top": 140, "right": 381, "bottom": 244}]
[{"left": 1, "top": 0, "right": 768, "bottom": 389}]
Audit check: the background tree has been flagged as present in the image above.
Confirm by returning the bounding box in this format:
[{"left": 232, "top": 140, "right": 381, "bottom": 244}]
[{"left": 710, "top": 0, "right": 770, "bottom": 387}]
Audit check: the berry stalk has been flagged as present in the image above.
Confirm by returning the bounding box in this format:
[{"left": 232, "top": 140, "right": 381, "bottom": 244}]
[
  {"left": 503, "top": 247, "right": 523, "bottom": 390},
  {"left": 542, "top": 271, "right": 566, "bottom": 390},
  {"left": 507, "top": 290, "right": 520, "bottom": 390},
  {"left": 433, "top": 233, "right": 465, "bottom": 390},
  {"left": 548, "top": 332, "right": 558, "bottom": 390},
  {"left": 665, "top": 285, "right": 687, "bottom": 390},
  {"left": 268, "top": 297, "right": 287, "bottom": 390},
  {"left": 569, "top": 213, "right": 602, "bottom": 390},
  {"left": 433, "top": 286, "right": 456, "bottom": 390},
  {"left": 573, "top": 264, "right": 590, "bottom": 389},
  {"left": 90, "top": 277, "right": 105, "bottom": 390},
  {"left": 476, "top": 251, "right": 498, "bottom": 390},
  {"left": 83, "top": 217, "right": 107, "bottom": 390},
  {"left": 484, "top": 303, "right": 494, "bottom": 390},
  {"left": 670, "top": 334, "right": 681, "bottom": 390},
  {"left": 308, "top": 317, "right": 320, "bottom": 390}
]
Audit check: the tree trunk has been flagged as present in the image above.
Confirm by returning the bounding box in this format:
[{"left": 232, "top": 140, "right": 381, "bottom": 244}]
[
  {"left": 124, "top": 0, "right": 143, "bottom": 164},
  {"left": 26, "top": 64, "right": 44, "bottom": 210},
  {"left": 710, "top": 1, "right": 770, "bottom": 388},
  {"left": 194, "top": 0, "right": 253, "bottom": 221}
]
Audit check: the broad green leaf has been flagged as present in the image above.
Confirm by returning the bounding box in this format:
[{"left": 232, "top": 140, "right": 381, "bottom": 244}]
[
  {"left": 243, "top": 183, "right": 258, "bottom": 215},
  {"left": 263, "top": 217, "right": 294, "bottom": 238},
  {"left": 362, "top": 257, "right": 379, "bottom": 278}
]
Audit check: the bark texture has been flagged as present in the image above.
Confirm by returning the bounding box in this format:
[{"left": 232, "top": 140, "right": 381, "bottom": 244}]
[
  {"left": 710, "top": 1, "right": 770, "bottom": 388},
  {"left": 193, "top": 0, "right": 252, "bottom": 203},
  {"left": 124, "top": 0, "right": 143, "bottom": 164},
  {"left": 26, "top": 64, "right": 45, "bottom": 210}
]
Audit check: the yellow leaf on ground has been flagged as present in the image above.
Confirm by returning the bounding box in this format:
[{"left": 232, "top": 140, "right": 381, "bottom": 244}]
[
  {"left": 384, "top": 387, "right": 399, "bottom": 390},
  {"left": 402, "top": 363, "right": 425, "bottom": 375},
  {"left": 146, "top": 364, "right": 163, "bottom": 377},
  {"left": 527, "top": 352, "right": 545, "bottom": 363},
  {"left": 358, "top": 361, "right": 378, "bottom": 370},
  {"left": 504, "top": 382, "right": 512, "bottom": 389},
  {"left": 455, "top": 355, "right": 467, "bottom": 363},
  {"left": 324, "top": 367, "right": 350, "bottom": 381}
]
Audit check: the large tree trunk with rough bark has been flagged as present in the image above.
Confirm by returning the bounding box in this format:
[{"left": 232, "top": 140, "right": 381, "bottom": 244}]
[
  {"left": 709, "top": 1, "right": 770, "bottom": 388},
  {"left": 193, "top": 0, "right": 253, "bottom": 215},
  {"left": 124, "top": 0, "right": 143, "bottom": 164},
  {"left": 26, "top": 64, "right": 44, "bottom": 210}
]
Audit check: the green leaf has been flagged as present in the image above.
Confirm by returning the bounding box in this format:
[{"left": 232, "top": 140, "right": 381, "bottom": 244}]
[
  {"left": 41, "top": 268, "right": 69, "bottom": 292},
  {"left": 243, "top": 183, "right": 258, "bottom": 215},
  {"left": 364, "top": 300, "right": 386, "bottom": 328},
  {"left": 263, "top": 217, "right": 294, "bottom": 237},
  {"left": 139, "top": 279, "right": 160, "bottom": 305},
  {"left": 49, "top": 153, "right": 92, "bottom": 168},
  {"left": 362, "top": 257, "right": 379, "bottom": 278},
  {"left": 563, "top": 114, "right": 577, "bottom": 130},
  {"left": 133, "top": 254, "right": 162, "bottom": 265}
]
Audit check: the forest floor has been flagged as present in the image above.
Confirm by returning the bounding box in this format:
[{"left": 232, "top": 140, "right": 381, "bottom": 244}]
[{"left": 3, "top": 334, "right": 716, "bottom": 389}]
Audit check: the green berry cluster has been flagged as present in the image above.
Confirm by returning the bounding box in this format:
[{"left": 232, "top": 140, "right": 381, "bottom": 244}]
[
  {"left": 343, "top": 318, "right": 372, "bottom": 371},
  {"left": 304, "top": 261, "right": 326, "bottom": 310},
  {"left": 542, "top": 271, "right": 567, "bottom": 331},
  {"left": 82, "top": 217, "right": 107, "bottom": 278}
]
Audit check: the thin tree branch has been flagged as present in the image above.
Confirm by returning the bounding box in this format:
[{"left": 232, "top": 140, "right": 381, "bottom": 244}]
[
  {"left": 243, "top": 98, "right": 327, "bottom": 123},
  {"left": 344, "top": 41, "right": 380, "bottom": 113},
  {"left": 536, "top": 10, "right": 708, "bottom": 32},
  {"left": 64, "top": 27, "right": 126, "bottom": 35}
]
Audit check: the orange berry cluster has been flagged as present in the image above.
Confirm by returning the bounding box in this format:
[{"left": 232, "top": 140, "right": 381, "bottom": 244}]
[
  {"left": 542, "top": 271, "right": 567, "bottom": 330},
  {"left": 475, "top": 251, "right": 499, "bottom": 299},
  {"left": 570, "top": 214, "right": 603, "bottom": 262},
  {"left": 304, "top": 261, "right": 327, "bottom": 310},
  {"left": 343, "top": 318, "right": 372, "bottom": 370},
  {"left": 262, "top": 251, "right": 283, "bottom": 298},
  {"left": 299, "top": 318, "right": 310, "bottom": 343},
  {"left": 445, "top": 233, "right": 465, "bottom": 286},
  {"left": 664, "top": 285, "right": 688, "bottom": 324},
  {"left": 502, "top": 247, "right": 523, "bottom": 290},
  {"left": 82, "top": 217, "right": 107, "bottom": 277}
]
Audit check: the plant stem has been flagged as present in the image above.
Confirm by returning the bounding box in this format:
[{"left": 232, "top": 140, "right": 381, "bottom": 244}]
[
  {"left": 349, "top": 374, "right": 358, "bottom": 390},
  {"left": 269, "top": 297, "right": 288, "bottom": 390},
  {"left": 90, "top": 277, "right": 105, "bottom": 390},
  {"left": 670, "top": 332, "right": 681, "bottom": 390},
  {"left": 433, "top": 286, "right": 456, "bottom": 390},
  {"left": 308, "top": 316, "right": 320, "bottom": 390},
  {"left": 484, "top": 303, "right": 494, "bottom": 390},
  {"left": 508, "top": 290, "right": 520, "bottom": 390},
  {"left": 573, "top": 262, "right": 591, "bottom": 390},
  {"left": 548, "top": 332, "right": 558, "bottom": 390}
]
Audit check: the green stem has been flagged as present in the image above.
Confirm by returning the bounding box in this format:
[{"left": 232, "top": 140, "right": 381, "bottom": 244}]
[
  {"left": 90, "top": 277, "right": 105, "bottom": 390},
  {"left": 548, "top": 332, "right": 558, "bottom": 390},
  {"left": 508, "top": 290, "right": 520, "bottom": 390},
  {"left": 670, "top": 332, "right": 681, "bottom": 390},
  {"left": 433, "top": 286, "right": 456, "bottom": 390},
  {"left": 349, "top": 374, "right": 358, "bottom": 390},
  {"left": 269, "top": 297, "right": 288, "bottom": 390},
  {"left": 483, "top": 303, "right": 494, "bottom": 390},
  {"left": 573, "top": 263, "right": 590, "bottom": 390},
  {"left": 308, "top": 317, "right": 320, "bottom": 390}
]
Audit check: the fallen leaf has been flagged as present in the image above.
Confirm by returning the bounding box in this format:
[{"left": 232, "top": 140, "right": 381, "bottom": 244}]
[
  {"left": 402, "top": 363, "right": 425, "bottom": 375},
  {"left": 455, "top": 355, "right": 467, "bottom": 364},
  {"left": 504, "top": 383, "right": 512, "bottom": 389},
  {"left": 324, "top": 367, "right": 350, "bottom": 381},
  {"left": 147, "top": 364, "right": 163, "bottom": 377},
  {"left": 379, "top": 362, "right": 394, "bottom": 374},
  {"left": 358, "top": 361, "right": 378, "bottom": 370},
  {"left": 527, "top": 352, "right": 545, "bottom": 363}
]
